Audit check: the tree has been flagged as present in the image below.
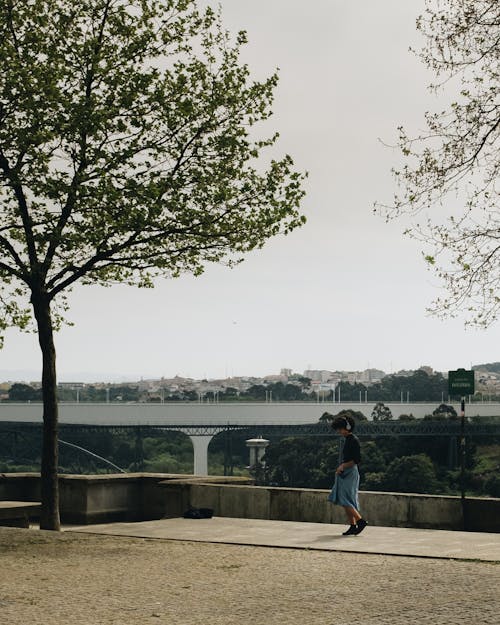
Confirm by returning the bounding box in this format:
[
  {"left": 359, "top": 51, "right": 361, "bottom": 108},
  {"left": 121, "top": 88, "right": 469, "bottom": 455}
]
[
  {"left": 384, "top": 454, "right": 441, "bottom": 494},
  {"left": 432, "top": 403, "right": 458, "bottom": 418},
  {"left": 0, "top": 1, "right": 305, "bottom": 529},
  {"left": 377, "top": 0, "right": 499, "bottom": 326},
  {"left": 336, "top": 380, "right": 368, "bottom": 401},
  {"left": 264, "top": 437, "right": 339, "bottom": 489},
  {"left": 332, "top": 408, "right": 368, "bottom": 422},
  {"left": 371, "top": 402, "right": 393, "bottom": 421},
  {"left": 8, "top": 382, "right": 42, "bottom": 402},
  {"left": 370, "top": 370, "right": 447, "bottom": 402}
]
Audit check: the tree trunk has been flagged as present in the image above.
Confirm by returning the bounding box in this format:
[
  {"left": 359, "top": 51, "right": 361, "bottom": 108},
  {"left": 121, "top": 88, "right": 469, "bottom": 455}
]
[{"left": 32, "top": 289, "right": 60, "bottom": 531}]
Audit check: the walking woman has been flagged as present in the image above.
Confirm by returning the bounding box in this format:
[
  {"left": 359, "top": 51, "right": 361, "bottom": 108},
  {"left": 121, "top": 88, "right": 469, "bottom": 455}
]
[{"left": 328, "top": 415, "right": 368, "bottom": 535}]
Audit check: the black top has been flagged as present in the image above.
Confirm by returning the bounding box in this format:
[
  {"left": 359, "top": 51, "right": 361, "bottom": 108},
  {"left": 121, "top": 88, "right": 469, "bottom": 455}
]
[{"left": 342, "top": 434, "right": 361, "bottom": 464}]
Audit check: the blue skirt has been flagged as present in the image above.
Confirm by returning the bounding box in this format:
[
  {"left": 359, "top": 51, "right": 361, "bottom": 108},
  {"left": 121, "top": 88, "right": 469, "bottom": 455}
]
[{"left": 328, "top": 465, "right": 360, "bottom": 510}]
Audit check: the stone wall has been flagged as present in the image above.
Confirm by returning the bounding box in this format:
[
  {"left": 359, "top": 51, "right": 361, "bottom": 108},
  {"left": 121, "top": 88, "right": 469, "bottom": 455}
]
[
  {"left": 1, "top": 473, "right": 498, "bottom": 532},
  {"left": 186, "top": 484, "right": 467, "bottom": 530},
  {"left": 0, "top": 473, "right": 252, "bottom": 524}
]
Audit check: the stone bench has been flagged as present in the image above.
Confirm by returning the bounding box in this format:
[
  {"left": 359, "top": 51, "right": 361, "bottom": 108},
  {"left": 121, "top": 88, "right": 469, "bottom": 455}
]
[{"left": 0, "top": 501, "right": 41, "bottom": 528}]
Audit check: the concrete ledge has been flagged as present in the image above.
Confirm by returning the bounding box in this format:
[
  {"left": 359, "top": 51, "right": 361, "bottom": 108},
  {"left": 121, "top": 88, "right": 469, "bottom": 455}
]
[
  {"left": 1, "top": 473, "right": 499, "bottom": 531},
  {"left": 464, "top": 497, "right": 500, "bottom": 533},
  {"left": 0, "top": 473, "right": 250, "bottom": 524},
  {"left": 183, "top": 482, "right": 499, "bottom": 532},
  {"left": 0, "top": 501, "right": 41, "bottom": 528}
]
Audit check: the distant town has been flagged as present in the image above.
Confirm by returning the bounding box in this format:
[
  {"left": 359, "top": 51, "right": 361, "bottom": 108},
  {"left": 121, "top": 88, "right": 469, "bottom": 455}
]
[{"left": 1, "top": 363, "right": 499, "bottom": 402}]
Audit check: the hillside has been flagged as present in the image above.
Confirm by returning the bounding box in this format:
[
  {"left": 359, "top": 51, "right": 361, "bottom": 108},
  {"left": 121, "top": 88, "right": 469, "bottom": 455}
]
[{"left": 473, "top": 362, "right": 500, "bottom": 373}]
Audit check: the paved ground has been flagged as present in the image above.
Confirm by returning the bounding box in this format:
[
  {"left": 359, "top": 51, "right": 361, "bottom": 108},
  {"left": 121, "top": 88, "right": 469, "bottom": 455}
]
[
  {"left": 1, "top": 525, "right": 499, "bottom": 625},
  {"left": 70, "top": 517, "right": 500, "bottom": 562}
]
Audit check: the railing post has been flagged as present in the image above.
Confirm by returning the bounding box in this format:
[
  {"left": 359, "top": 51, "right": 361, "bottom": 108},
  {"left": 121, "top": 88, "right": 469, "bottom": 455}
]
[{"left": 135, "top": 427, "right": 144, "bottom": 471}]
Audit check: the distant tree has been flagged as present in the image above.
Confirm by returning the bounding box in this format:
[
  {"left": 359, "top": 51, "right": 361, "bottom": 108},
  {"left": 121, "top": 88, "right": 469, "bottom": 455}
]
[
  {"left": 264, "top": 437, "right": 339, "bottom": 489},
  {"left": 282, "top": 383, "right": 306, "bottom": 401},
  {"left": 360, "top": 441, "right": 386, "bottom": 473},
  {"left": 319, "top": 411, "right": 335, "bottom": 422},
  {"left": 384, "top": 454, "right": 441, "bottom": 494},
  {"left": 398, "top": 413, "right": 416, "bottom": 421},
  {"left": 333, "top": 408, "right": 367, "bottom": 422},
  {"left": 111, "top": 385, "right": 139, "bottom": 402},
  {"left": 473, "top": 362, "right": 500, "bottom": 374},
  {"left": 8, "top": 383, "right": 42, "bottom": 402},
  {"left": 371, "top": 402, "right": 393, "bottom": 421},
  {"left": 222, "top": 387, "right": 239, "bottom": 400},
  {"left": 269, "top": 381, "right": 285, "bottom": 400},
  {"left": 243, "top": 385, "right": 265, "bottom": 400},
  {"left": 336, "top": 380, "right": 368, "bottom": 401},
  {"left": 83, "top": 386, "right": 107, "bottom": 402},
  {"left": 55, "top": 386, "right": 76, "bottom": 402},
  {"left": 0, "top": 1, "right": 305, "bottom": 529},
  {"left": 484, "top": 475, "right": 500, "bottom": 498},
  {"left": 296, "top": 376, "right": 312, "bottom": 389},
  {"left": 432, "top": 403, "right": 458, "bottom": 419},
  {"left": 377, "top": 0, "right": 500, "bottom": 326},
  {"left": 370, "top": 370, "right": 447, "bottom": 402}
]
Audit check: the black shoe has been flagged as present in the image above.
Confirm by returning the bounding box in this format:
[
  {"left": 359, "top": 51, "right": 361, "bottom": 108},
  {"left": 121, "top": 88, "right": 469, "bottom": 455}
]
[
  {"left": 354, "top": 519, "right": 368, "bottom": 535},
  {"left": 342, "top": 525, "right": 358, "bottom": 536}
]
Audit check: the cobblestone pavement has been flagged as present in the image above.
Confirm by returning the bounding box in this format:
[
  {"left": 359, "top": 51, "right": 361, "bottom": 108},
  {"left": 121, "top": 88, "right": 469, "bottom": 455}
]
[{"left": 1, "top": 527, "right": 499, "bottom": 625}]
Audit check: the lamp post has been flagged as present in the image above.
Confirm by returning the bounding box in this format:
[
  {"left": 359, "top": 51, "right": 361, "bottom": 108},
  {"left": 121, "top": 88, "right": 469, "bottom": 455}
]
[{"left": 246, "top": 437, "right": 270, "bottom": 484}]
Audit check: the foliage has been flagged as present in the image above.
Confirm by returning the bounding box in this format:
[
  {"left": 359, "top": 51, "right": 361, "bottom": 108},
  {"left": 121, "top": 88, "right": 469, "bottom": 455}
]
[
  {"left": 7, "top": 382, "right": 42, "bottom": 401},
  {"left": 371, "top": 402, "right": 393, "bottom": 421},
  {"left": 335, "top": 380, "right": 368, "bottom": 401},
  {"left": 484, "top": 475, "right": 500, "bottom": 497},
  {"left": 264, "top": 437, "right": 339, "bottom": 489},
  {"left": 1, "top": 423, "right": 499, "bottom": 497},
  {"left": 0, "top": 0, "right": 306, "bottom": 528},
  {"left": 332, "top": 409, "right": 367, "bottom": 422},
  {"left": 360, "top": 440, "right": 386, "bottom": 473},
  {"left": 370, "top": 370, "right": 448, "bottom": 401},
  {"left": 377, "top": 0, "right": 500, "bottom": 326},
  {"left": 334, "top": 370, "right": 448, "bottom": 402},
  {"left": 433, "top": 403, "right": 458, "bottom": 418},
  {"left": 473, "top": 361, "right": 500, "bottom": 373},
  {"left": 382, "top": 454, "right": 441, "bottom": 494},
  {"left": 0, "top": 0, "right": 306, "bottom": 334}
]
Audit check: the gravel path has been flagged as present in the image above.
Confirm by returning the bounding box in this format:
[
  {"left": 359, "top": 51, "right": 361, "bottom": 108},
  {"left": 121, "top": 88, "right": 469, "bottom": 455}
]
[{"left": 1, "top": 527, "right": 499, "bottom": 625}]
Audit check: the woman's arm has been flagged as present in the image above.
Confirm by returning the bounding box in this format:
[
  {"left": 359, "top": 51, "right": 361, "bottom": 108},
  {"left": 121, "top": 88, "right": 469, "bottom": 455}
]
[{"left": 336, "top": 460, "right": 355, "bottom": 474}]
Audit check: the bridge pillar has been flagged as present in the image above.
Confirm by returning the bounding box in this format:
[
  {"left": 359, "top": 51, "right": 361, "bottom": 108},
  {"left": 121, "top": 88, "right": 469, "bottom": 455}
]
[{"left": 189, "top": 435, "right": 213, "bottom": 476}]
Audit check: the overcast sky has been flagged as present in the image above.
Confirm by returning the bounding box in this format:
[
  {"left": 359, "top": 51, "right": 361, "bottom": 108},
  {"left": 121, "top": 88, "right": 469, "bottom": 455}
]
[{"left": 1, "top": 0, "right": 498, "bottom": 382}]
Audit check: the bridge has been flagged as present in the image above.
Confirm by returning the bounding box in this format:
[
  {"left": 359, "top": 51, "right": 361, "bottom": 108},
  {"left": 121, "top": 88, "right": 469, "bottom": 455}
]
[{"left": 1, "top": 401, "right": 499, "bottom": 474}]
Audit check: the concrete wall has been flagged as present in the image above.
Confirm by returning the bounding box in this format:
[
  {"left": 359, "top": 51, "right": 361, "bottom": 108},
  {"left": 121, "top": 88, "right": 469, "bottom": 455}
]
[
  {"left": 186, "top": 484, "right": 468, "bottom": 531},
  {"left": 0, "top": 473, "right": 252, "bottom": 524},
  {"left": 0, "top": 473, "right": 185, "bottom": 524},
  {"left": 1, "top": 473, "right": 498, "bottom": 532},
  {"left": 175, "top": 483, "right": 499, "bottom": 532}
]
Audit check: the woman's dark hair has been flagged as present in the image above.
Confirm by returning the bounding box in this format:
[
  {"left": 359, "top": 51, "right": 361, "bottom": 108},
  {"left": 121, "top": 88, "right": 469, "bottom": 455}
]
[{"left": 331, "top": 415, "right": 355, "bottom": 432}]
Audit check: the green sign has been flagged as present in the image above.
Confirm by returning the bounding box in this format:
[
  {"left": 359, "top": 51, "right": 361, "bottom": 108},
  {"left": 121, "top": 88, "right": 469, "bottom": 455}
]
[{"left": 448, "top": 369, "right": 475, "bottom": 396}]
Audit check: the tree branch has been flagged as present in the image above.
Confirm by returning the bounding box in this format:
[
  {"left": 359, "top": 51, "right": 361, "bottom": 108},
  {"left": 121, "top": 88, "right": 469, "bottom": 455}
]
[
  {"left": 0, "top": 151, "right": 38, "bottom": 272},
  {"left": 41, "top": 0, "right": 114, "bottom": 274},
  {"left": 0, "top": 233, "right": 28, "bottom": 277}
]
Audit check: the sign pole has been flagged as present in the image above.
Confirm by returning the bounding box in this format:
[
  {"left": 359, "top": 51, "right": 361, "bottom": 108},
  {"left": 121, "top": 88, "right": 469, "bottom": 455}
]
[
  {"left": 460, "top": 396, "right": 466, "bottom": 530},
  {"left": 448, "top": 369, "right": 474, "bottom": 532}
]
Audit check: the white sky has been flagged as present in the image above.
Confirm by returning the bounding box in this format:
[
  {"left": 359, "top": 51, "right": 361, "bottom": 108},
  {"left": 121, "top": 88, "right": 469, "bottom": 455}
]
[{"left": 1, "top": 0, "right": 498, "bottom": 382}]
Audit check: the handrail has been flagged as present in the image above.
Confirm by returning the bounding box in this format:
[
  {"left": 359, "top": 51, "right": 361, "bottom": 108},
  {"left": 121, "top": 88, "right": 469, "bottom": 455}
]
[{"left": 58, "top": 439, "right": 126, "bottom": 473}]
